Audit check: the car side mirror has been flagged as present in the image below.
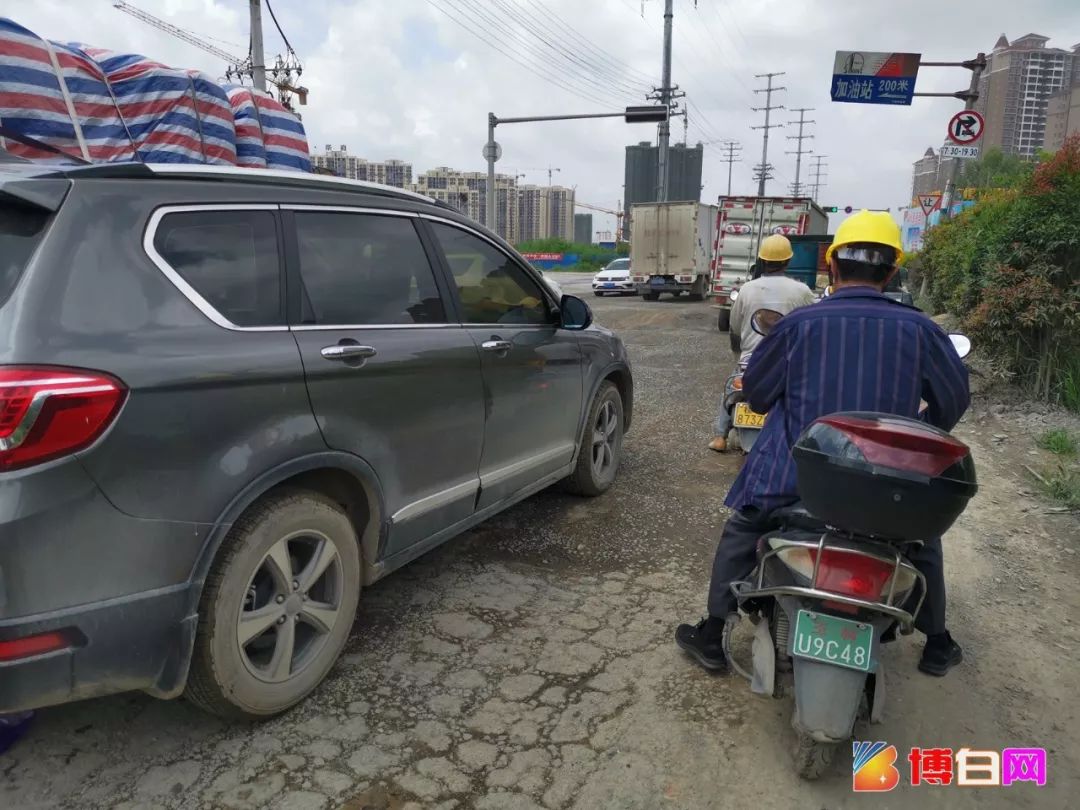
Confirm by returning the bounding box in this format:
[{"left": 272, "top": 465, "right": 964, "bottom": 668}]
[
  {"left": 750, "top": 308, "right": 783, "bottom": 337},
  {"left": 560, "top": 294, "right": 593, "bottom": 331},
  {"left": 948, "top": 333, "right": 971, "bottom": 359}
]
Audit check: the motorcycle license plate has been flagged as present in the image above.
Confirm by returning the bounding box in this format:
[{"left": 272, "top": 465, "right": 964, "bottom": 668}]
[
  {"left": 733, "top": 402, "right": 767, "bottom": 428},
  {"left": 793, "top": 610, "right": 874, "bottom": 673}
]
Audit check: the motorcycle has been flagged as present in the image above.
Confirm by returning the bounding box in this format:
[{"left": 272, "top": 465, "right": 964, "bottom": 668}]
[
  {"left": 724, "top": 309, "right": 977, "bottom": 779},
  {"left": 718, "top": 291, "right": 779, "bottom": 454}
]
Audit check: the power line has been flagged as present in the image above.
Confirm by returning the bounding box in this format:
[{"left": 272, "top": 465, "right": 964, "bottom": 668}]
[
  {"left": 522, "top": 0, "right": 657, "bottom": 87},
  {"left": 487, "top": 0, "right": 651, "bottom": 99},
  {"left": 425, "top": 0, "right": 621, "bottom": 108},
  {"left": 751, "top": 71, "right": 785, "bottom": 196},
  {"left": 785, "top": 107, "right": 815, "bottom": 197}
]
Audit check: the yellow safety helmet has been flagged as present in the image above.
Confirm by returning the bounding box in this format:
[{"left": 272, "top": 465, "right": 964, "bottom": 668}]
[
  {"left": 758, "top": 234, "right": 794, "bottom": 262},
  {"left": 825, "top": 210, "right": 904, "bottom": 265}
]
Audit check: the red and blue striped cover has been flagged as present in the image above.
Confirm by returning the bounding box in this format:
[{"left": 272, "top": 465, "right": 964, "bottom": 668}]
[
  {"left": 251, "top": 90, "right": 310, "bottom": 172},
  {"left": 185, "top": 70, "right": 237, "bottom": 165},
  {"left": 81, "top": 47, "right": 207, "bottom": 164},
  {"left": 224, "top": 86, "right": 267, "bottom": 168},
  {"left": 0, "top": 18, "right": 135, "bottom": 162},
  {"left": 2, "top": 17, "right": 309, "bottom": 171}
]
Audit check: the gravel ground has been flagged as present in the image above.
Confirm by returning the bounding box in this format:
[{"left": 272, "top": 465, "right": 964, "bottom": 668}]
[{"left": 4, "top": 280, "right": 1079, "bottom": 809}]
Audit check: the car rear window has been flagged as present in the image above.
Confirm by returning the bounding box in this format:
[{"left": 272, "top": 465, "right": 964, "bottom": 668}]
[
  {"left": 0, "top": 203, "right": 50, "bottom": 307},
  {"left": 153, "top": 210, "right": 283, "bottom": 327}
]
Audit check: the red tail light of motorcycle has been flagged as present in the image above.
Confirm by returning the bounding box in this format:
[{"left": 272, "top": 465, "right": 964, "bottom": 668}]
[
  {"left": 0, "top": 367, "right": 126, "bottom": 471},
  {"left": 774, "top": 543, "right": 917, "bottom": 600}
]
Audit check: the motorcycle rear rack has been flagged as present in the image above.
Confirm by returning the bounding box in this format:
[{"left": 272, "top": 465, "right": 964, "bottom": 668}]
[{"left": 730, "top": 532, "right": 928, "bottom": 628}]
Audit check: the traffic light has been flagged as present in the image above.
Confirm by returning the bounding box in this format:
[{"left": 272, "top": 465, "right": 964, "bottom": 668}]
[
  {"left": 823, "top": 206, "right": 838, "bottom": 213},
  {"left": 624, "top": 105, "right": 669, "bottom": 123}
]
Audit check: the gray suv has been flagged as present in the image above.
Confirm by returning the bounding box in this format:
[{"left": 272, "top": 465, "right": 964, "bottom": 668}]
[{"left": 0, "top": 162, "right": 632, "bottom": 719}]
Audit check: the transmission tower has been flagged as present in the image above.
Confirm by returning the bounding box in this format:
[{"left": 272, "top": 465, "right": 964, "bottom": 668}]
[
  {"left": 786, "top": 108, "right": 815, "bottom": 197},
  {"left": 718, "top": 140, "right": 743, "bottom": 196},
  {"left": 809, "top": 155, "right": 829, "bottom": 200},
  {"left": 751, "top": 72, "right": 785, "bottom": 196}
]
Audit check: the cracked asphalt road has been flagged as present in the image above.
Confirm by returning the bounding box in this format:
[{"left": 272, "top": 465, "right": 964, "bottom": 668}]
[{"left": 5, "top": 279, "right": 1079, "bottom": 809}]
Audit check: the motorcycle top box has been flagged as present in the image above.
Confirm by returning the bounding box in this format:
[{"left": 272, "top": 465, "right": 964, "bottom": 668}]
[{"left": 792, "top": 413, "right": 977, "bottom": 541}]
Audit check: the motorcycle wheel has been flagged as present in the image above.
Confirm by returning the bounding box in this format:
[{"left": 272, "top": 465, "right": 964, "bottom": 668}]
[{"left": 792, "top": 731, "right": 838, "bottom": 780}]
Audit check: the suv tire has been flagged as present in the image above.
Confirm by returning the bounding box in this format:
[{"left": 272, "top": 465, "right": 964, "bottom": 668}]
[
  {"left": 563, "top": 381, "right": 624, "bottom": 496},
  {"left": 185, "top": 491, "right": 361, "bottom": 719}
]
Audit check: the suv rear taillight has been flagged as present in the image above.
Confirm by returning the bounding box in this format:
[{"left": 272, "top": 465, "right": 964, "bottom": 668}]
[{"left": 0, "top": 367, "right": 126, "bottom": 471}]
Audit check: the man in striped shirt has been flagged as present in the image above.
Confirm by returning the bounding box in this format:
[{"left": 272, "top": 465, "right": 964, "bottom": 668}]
[{"left": 677, "top": 211, "right": 970, "bottom": 677}]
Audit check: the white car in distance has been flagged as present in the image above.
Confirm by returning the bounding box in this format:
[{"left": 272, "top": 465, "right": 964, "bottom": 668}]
[{"left": 592, "top": 258, "right": 636, "bottom": 296}]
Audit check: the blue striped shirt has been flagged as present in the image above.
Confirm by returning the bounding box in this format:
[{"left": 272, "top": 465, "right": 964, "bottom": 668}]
[{"left": 725, "top": 286, "right": 971, "bottom": 512}]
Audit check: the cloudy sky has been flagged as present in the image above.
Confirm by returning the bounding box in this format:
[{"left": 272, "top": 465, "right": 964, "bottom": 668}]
[{"left": 15, "top": 0, "right": 1080, "bottom": 235}]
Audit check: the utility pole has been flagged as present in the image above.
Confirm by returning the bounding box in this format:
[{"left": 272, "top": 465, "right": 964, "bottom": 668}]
[
  {"left": 786, "top": 108, "right": 815, "bottom": 197},
  {"left": 248, "top": 0, "right": 266, "bottom": 92},
  {"left": 809, "top": 154, "right": 828, "bottom": 200},
  {"left": 938, "top": 53, "right": 987, "bottom": 221},
  {"left": 751, "top": 72, "right": 785, "bottom": 196},
  {"left": 719, "top": 140, "right": 743, "bottom": 196},
  {"left": 656, "top": 0, "right": 674, "bottom": 201}
]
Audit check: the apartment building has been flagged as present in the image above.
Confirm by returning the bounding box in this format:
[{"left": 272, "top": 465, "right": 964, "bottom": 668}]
[
  {"left": 517, "top": 184, "right": 575, "bottom": 243},
  {"left": 975, "top": 35, "right": 1080, "bottom": 157},
  {"left": 1046, "top": 82, "right": 1080, "bottom": 151},
  {"left": 310, "top": 145, "right": 413, "bottom": 188},
  {"left": 412, "top": 167, "right": 520, "bottom": 243}
]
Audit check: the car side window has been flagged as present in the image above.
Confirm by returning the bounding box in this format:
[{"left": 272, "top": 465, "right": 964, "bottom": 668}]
[
  {"left": 154, "top": 209, "right": 283, "bottom": 327},
  {"left": 294, "top": 212, "right": 447, "bottom": 325},
  {"left": 428, "top": 222, "right": 554, "bottom": 326}
]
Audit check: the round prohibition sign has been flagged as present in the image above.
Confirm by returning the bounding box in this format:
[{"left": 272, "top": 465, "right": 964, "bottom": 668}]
[{"left": 947, "top": 110, "right": 985, "bottom": 145}]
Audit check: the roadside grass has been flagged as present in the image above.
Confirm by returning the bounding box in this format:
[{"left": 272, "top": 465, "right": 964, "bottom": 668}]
[
  {"left": 1059, "top": 359, "right": 1080, "bottom": 413},
  {"left": 1042, "top": 465, "right": 1080, "bottom": 510},
  {"left": 1036, "top": 429, "right": 1078, "bottom": 456}
]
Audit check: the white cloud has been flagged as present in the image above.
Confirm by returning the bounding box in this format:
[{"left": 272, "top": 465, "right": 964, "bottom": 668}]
[{"left": 11, "top": 0, "right": 1080, "bottom": 235}]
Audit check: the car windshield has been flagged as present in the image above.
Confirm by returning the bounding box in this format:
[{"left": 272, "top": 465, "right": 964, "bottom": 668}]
[{"left": 605, "top": 259, "right": 630, "bottom": 272}]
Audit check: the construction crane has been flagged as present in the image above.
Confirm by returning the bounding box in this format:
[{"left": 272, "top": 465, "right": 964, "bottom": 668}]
[
  {"left": 576, "top": 200, "right": 627, "bottom": 242},
  {"left": 112, "top": 0, "right": 308, "bottom": 109}
]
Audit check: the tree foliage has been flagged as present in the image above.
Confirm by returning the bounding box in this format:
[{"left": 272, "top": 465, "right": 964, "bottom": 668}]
[
  {"left": 957, "top": 146, "right": 1035, "bottom": 190},
  {"left": 920, "top": 135, "right": 1080, "bottom": 406}
]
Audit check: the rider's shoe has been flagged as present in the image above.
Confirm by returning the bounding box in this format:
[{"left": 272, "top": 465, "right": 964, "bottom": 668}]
[{"left": 675, "top": 617, "right": 728, "bottom": 672}]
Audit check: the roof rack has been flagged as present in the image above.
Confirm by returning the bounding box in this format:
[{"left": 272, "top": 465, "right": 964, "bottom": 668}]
[
  {"left": 25, "top": 161, "right": 434, "bottom": 204},
  {"left": 145, "top": 164, "right": 434, "bottom": 203}
]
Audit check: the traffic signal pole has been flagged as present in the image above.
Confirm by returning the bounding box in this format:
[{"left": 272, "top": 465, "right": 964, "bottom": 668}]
[
  {"left": 484, "top": 107, "right": 668, "bottom": 231},
  {"left": 934, "top": 54, "right": 986, "bottom": 221}
]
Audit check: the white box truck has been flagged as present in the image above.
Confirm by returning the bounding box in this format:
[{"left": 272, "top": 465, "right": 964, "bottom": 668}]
[
  {"left": 709, "top": 196, "right": 829, "bottom": 330},
  {"left": 630, "top": 201, "right": 718, "bottom": 301}
]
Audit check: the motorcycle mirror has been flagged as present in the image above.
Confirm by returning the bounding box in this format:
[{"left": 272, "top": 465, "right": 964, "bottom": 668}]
[
  {"left": 750, "top": 309, "right": 784, "bottom": 337},
  {"left": 948, "top": 333, "right": 971, "bottom": 359}
]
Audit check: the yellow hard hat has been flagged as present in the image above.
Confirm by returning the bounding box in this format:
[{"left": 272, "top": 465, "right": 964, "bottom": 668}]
[
  {"left": 825, "top": 210, "right": 904, "bottom": 264},
  {"left": 758, "top": 234, "right": 793, "bottom": 262}
]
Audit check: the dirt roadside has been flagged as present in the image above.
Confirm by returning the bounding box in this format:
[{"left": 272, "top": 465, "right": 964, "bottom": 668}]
[{"left": 2, "top": 292, "right": 1078, "bottom": 810}]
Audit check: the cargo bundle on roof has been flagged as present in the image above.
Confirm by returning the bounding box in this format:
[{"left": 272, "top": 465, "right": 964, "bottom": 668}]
[
  {"left": 0, "top": 16, "right": 311, "bottom": 172},
  {"left": 224, "top": 85, "right": 310, "bottom": 172},
  {"left": 79, "top": 46, "right": 237, "bottom": 165},
  {"left": 0, "top": 17, "right": 136, "bottom": 162}
]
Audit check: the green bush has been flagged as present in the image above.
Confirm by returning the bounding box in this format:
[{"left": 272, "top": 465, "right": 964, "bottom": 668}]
[{"left": 919, "top": 135, "right": 1080, "bottom": 407}]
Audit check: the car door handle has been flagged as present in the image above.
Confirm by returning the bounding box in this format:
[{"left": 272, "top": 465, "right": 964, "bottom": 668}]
[
  {"left": 481, "top": 340, "right": 511, "bottom": 353},
  {"left": 321, "top": 344, "right": 377, "bottom": 361}
]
